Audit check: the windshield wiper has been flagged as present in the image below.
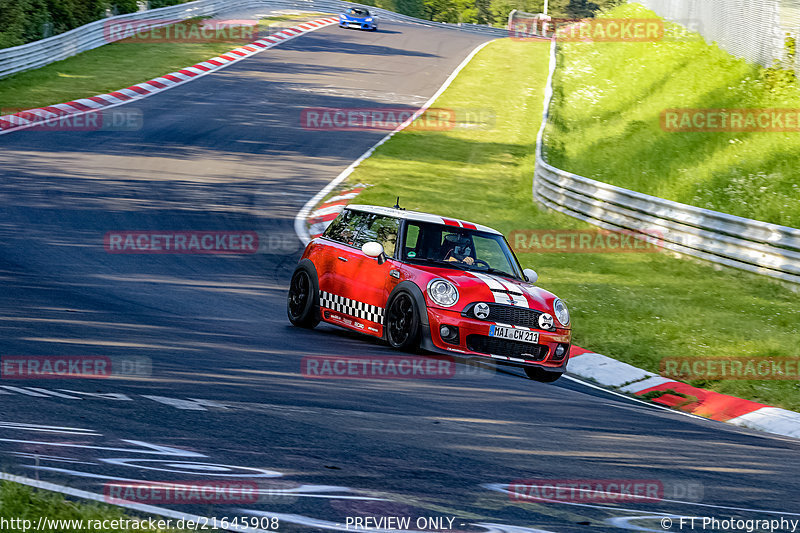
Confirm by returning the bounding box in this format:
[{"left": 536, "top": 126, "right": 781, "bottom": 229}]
[
  {"left": 412, "top": 258, "right": 469, "bottom": 270},
  {"left": 478, "top": 266, "right": 519, "bottom": 280}
]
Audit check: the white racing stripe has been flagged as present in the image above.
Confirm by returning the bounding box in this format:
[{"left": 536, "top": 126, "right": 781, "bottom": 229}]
[
  {"left": 471, "top": 272, "right": 528, "bottom": 307},
  {"left": 471, "top": 272, "right": 507, "bottom": 304}
]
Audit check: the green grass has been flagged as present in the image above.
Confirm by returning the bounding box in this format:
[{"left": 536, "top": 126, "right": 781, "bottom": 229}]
[
  {"left": 0, "top": 14, "right": 329, "bottom": 112},
  {"left": 0, "top": 481, "right": 189, "bottom": 532},
  {"left": 545, "top": 3, "right": 800, "bottom": 228},
  {"left": 338, "top": 38, "right": 800, "bottom": 412}
]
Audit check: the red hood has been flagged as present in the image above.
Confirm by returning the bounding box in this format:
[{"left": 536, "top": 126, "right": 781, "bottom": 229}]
[{"left": 409, "top": 265, "right": 558, "bottom": 314}]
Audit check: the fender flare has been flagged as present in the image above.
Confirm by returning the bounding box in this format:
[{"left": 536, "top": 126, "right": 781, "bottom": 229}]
[
  {"left": 386, "top": 281, "right": 432, "bottom": 350},
  {"left": 387, "top": 281, "right": 429, "bottom": 327}
]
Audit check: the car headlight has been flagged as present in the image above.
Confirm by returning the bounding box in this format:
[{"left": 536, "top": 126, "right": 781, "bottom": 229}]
[
  {"left": 427, "top": 279, "right": 459, "bottom": 307},
  {"left": 366, "top": 17, "right": 373, "bottom": 21},
  {"left": 553, "top": 298, "right": 570, "bottom": 326}
]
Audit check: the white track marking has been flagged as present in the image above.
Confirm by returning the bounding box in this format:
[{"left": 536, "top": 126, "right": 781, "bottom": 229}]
[
  {"left": 486, "top": 483, "right": 800, "bottom": 518},
  {"left": 0, "top": 438, "right": 205, "bottom": 457},
  {"left": 0, "top": 421, "right": 98, "bottom": 435},
  {"left": 0, "top": 472, "right": 272, "bottom": 533}
]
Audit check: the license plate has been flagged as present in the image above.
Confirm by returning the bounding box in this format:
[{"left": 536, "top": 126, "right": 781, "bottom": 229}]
[
  {"left": 349, "top": 23, "right": 361, "bottom": 27},
  {"left": 489, "top": 325, "right": 539, "bottom": 344}
]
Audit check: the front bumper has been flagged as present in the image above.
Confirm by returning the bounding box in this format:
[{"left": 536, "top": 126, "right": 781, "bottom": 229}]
[
  {"left": 339, "top": 19, "right": 377, "bottom": 30},
  {"left": 423, "top": 306, "right": 571, "bottom": 371}
]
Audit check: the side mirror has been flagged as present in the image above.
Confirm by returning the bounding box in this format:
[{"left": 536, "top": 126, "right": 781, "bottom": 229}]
[
  {"left": 362, "top": 241, "right": 386, "bottom": 264},
  {"left": 523, "top": 268, "right": 538, "bottom": 284}
]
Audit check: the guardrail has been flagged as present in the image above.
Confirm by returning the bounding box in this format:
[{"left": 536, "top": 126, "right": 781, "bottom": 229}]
[
  {"left": 0, "top": 1, "right": 226, "bottom": 79},
  {"left": 534, "top": 39, "right": 800, "bottom": 285},
  {"left": 0, "top": 0, "right": 505, "bottom": 79}
]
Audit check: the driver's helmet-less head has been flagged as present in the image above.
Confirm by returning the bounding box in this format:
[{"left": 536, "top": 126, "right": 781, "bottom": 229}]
[{"left": 444, "top": 233, "right": 472, "bottom": 258}]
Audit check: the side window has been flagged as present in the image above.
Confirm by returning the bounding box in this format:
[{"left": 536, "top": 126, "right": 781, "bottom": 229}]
[
  {"left": 404, "top": 224, "right": 420, "bottom": 259},
  {"left": 323, "top": 210, "right": 366, "bottom": 246},
  {"left": 354, "top": 214, "right": 400, "bottom": 257}
]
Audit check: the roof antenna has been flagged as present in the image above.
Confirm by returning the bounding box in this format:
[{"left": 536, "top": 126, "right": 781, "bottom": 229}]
[{"left": 393, "top": 196, "right": 404, "bottom": 210}]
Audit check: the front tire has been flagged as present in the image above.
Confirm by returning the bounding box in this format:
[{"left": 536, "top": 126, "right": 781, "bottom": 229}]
[
  {"left": 524, "top": 366, "right": 563, "bottom": 383},
  {"left": 385, "top": 291, "right": 420, "bottom": 351},
  {"left": 287, "top": 267, "right": 320, "bottom": 328}
]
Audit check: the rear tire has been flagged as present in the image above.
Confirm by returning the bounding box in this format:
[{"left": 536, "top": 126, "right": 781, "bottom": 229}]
[
  {"left": 385, "top": 291, "right": 420, "bottom": 351},
  {"left": 524, "top": 366, "right": 563, "bottom": 383},
  {"left": 287, "top": 267, "right": 320, "bottom": 329}
]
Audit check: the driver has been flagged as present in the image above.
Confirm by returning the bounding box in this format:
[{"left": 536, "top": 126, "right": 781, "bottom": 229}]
[{"left": 442, "top": 233, "right": 475, "bottom": 265}]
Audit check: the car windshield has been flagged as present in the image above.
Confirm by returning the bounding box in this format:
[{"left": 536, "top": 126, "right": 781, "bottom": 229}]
[
  {"left": 402, "top": 220, "right": 524, "bottom": 280},
  {"left": 347, "top": 8, "right": 369, "bottom": 16}
]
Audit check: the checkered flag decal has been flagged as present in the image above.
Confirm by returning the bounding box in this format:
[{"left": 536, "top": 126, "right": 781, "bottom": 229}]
[{"left": 320, "top": 291, "right": 385, "bottom": 325}]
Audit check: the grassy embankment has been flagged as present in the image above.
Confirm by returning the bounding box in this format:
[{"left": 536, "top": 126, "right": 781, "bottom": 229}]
[
  {"left": 334, "top": 36, "right": 799, "bottom": 411},
  {"left": 547, "top": 3, "right": 800, "bottom": 228},
  {"left": 0, "top": 480, "right": 191, "bottom": 532}
]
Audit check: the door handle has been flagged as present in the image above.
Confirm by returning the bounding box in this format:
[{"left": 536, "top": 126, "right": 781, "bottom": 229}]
[{"left": 337, "top": 256, "right": 348, "bottom": 262}]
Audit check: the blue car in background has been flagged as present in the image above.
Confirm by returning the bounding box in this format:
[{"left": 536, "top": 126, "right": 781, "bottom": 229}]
[{"left": 339, "top": 7, "right": 378, "bottom": 31}]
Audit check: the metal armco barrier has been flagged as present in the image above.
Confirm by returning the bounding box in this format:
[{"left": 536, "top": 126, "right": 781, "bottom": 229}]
[
  {"left": 0, "top": 0, "right": 505, "bottom": 79},
  {"left": 534, "top": 39, "right": 800, "bottom": 284}
]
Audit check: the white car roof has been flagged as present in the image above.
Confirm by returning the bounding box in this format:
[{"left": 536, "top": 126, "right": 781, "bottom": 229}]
[{"left": 346, "top": 204, "right": 502, "bottom": 235}]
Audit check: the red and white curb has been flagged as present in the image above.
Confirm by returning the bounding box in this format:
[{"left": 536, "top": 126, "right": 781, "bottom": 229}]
[
  {"left": 0, "top": 18, "right": 339, "bottom": 135},
  {"left": 567, "top": 347, "right": 800, "bottom": 439},
  {"left": 307, "top": 186, "right": 366, "bottom": 238}
]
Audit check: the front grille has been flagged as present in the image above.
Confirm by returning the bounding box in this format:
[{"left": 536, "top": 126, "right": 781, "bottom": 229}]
[
  {"left": 466, "top": 335, "right": 548, "bottom": 361},
  {"left": 465, "top": 303, "right": 548, "bottom": 329}
]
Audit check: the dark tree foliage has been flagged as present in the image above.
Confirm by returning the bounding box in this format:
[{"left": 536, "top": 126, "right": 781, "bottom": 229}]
[
  {"left": 0, "top": 0, "right": 188, "bottom": 48},
  {"left": 0, "top": 0, "right": 622, "bottom": 50}
]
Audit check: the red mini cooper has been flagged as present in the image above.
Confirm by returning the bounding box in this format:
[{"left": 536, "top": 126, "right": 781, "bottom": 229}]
[{"left": 288, "top": 205, "right": 572, "bottom": 382}]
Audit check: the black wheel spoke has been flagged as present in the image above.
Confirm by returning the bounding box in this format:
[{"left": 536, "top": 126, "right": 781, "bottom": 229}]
[
  {"left": 288, "top": 271, "right": 310, "bottom": 319},
  {"left": 388, "top": 294, "right": 416, "bottom": 347}
]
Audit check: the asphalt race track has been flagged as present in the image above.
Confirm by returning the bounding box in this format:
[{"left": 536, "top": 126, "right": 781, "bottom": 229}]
[{"left": 1, "top": 19, "right": 799, "bottom": 533}]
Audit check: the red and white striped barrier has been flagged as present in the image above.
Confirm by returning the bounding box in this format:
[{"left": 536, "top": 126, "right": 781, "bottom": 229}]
[
  {"left": 568, "top": 347, "right": 800, "bottom": 438},
  {"left": 0, "top": 18, "right": 339, "bottom": 135},
  {"left": 307, "top": 187, "right": 365, "bottom": 238}
]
